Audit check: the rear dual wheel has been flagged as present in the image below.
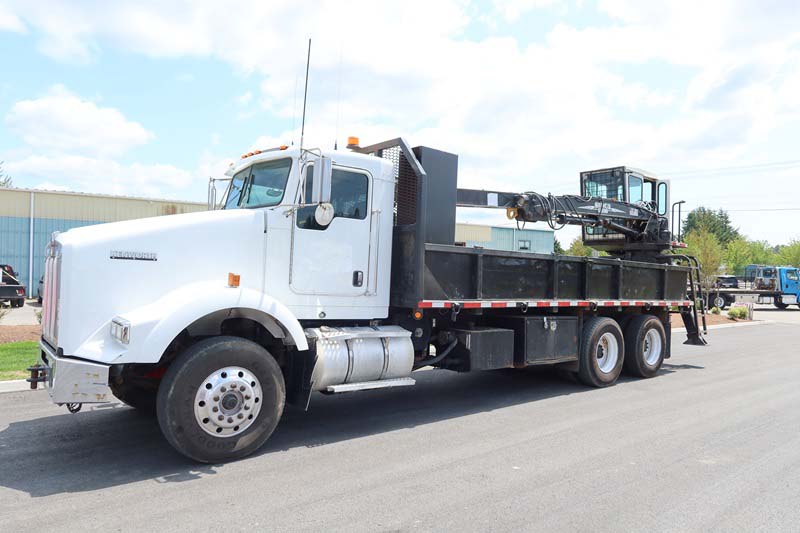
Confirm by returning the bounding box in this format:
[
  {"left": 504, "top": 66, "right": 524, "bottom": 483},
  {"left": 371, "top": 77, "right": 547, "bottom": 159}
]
[
  {"left": 577, "top": 315, "right": 666, "bottom": 387},
  {"left": 578, "top": 317, "right": 625, "bottom": 387},
  {"left": 623, "top": 315, "right": 666, "bottom": 378}
]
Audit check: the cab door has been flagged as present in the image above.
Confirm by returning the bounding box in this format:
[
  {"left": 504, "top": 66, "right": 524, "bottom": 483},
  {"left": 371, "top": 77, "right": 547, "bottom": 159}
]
[
  {"left": 289, "top": 165, "right": 373, "bottom": 297},
  {"left": 782, "top": 268, "right": 800, "bottom": 297}
]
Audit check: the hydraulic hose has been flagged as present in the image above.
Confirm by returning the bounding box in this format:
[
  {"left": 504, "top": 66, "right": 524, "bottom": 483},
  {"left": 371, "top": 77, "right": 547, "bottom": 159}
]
[{"left": 413, "top": 338, "right": 458, "bottom": 370}]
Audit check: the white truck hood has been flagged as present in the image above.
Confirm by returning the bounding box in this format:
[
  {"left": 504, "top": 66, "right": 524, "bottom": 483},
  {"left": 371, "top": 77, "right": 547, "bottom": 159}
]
[{"left": 52, "top": 208, "right": 267, "bottom": 360}]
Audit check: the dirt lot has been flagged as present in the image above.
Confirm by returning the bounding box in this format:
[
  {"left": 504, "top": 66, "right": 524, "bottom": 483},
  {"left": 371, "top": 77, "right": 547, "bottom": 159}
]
[
  {"left": 0, "top": 325, "right": 41, "bottom": 344},
  {"left": 669, "top": 311, "right": 744, "bottom": 329}
]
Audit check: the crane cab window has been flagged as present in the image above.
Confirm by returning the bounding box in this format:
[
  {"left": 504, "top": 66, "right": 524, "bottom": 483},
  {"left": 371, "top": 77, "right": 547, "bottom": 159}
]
[
  {"left": 628, "top": 175, "right": 643, "bottom": 203},
  {"left": 583, "top": 170, "right": 623, "bottom": 200},
  {"left": 657, "top": 182, "right": 667, "bottom": 215},
  {"left": 297, "top": 166, "right": 369, "bottom": 230},
  {"left": 642, "top": 180, "right": 653, "bottom": 203}
]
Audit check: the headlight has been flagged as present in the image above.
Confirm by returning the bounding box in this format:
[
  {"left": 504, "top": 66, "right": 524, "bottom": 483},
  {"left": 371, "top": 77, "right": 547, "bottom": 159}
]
[{"left": 110, "top": 317, "right": 131, "bottom": 344}]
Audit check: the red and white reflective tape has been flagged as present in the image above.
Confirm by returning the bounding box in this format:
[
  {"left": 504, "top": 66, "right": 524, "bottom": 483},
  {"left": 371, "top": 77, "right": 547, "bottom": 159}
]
[{"left": 416, "top": 299, "right": 693, "bottom": 309}]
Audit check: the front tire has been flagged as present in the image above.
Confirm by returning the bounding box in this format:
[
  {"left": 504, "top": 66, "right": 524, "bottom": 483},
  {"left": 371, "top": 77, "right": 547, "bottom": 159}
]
[
  {"left": 157, "top": 336, "right": 285, "bottom": 463},
  {"left": 623, "top": 315, "right": 666, "bottom": 378},
  {"left": 578, "top": 317, "right": 624, "bottom": 387},
  {"left": 110, "top": 381, "right": 157, "bottom": 414}
]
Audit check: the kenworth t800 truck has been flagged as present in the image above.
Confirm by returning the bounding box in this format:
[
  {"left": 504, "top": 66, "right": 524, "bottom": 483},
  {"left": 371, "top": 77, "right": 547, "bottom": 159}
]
[{"left": 30, "top": 138, "right": 706, "bottom": 462}]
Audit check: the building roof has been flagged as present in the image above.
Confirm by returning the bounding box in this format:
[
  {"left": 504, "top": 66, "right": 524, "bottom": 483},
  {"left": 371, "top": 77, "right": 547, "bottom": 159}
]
[{"left": 0, "top": 185, "right": 205, "bottom": 206}]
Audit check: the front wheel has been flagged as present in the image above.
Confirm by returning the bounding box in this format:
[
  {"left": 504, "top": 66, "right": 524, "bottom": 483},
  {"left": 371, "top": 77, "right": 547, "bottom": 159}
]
[
  {"left": 157, "top": 336, "right": 286, "bottom": 463},
  {"left": 578, "top": 317, "right": 624, "bottom": 387},
  {"left": 110, "top": 381, "right": 157, "bottom": 414}
]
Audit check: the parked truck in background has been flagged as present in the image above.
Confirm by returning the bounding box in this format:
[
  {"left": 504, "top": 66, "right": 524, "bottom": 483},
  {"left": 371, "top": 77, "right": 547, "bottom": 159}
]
[
  {"left": 29, "top": 137, "right": 706, "bottom": 462},
  {"left": 0, "top": 264, "right": 26, "bottom": 308},
  {"left": 710, "top": 265, "right": 800, "bottom": 310}
]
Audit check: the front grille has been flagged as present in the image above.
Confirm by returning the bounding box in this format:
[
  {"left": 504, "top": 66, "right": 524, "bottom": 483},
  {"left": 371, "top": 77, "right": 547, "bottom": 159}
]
[{"left": 41, "top": 239, "right": 62, "bottom": 347}]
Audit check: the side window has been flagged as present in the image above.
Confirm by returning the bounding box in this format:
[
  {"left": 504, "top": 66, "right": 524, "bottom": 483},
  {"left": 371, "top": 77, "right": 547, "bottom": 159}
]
[
  {"left": 642, "top": 180, "right": 653, "bottom": 203},
  {"left": 628, "top": 175, "right": 643, "bottom": 203},
  {"left": 787, "top": 270, "right": 799, "bottom": 282},
  {"left": 518, "top": 239, "right": 531, "bottom": 251},
  {"left": 657, "top": 182, "right": 667, "bottom": 215},
  {"left": 297, "top": 167, "right": 369, "bottom": 230},
  {"left": 224, "top": 169, "right": 248, "bottom": 209}
]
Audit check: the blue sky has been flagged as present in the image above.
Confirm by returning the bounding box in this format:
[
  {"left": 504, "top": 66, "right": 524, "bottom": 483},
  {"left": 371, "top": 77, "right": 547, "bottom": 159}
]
[{"left": 1, "top": 0, "right": 799, "bottom": 245}]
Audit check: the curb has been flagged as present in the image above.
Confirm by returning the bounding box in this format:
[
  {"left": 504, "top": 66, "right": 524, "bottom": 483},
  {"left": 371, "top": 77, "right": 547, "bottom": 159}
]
[
  {"left": 673, "top": 320, "right": 773, "bottom": 333},
  {"left": 0, "top": 379, "right": 37, "bottom": 394}
]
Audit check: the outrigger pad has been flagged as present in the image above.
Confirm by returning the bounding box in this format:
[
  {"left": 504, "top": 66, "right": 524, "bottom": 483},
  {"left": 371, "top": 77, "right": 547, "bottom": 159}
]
[{"left": 683, "top": 333, "right": 708, "bottom": 346}]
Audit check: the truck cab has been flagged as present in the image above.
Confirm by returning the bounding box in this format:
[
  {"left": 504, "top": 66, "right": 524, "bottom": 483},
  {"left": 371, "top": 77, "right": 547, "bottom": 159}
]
[{"left": 772, "top": 267, "right": 800, "bottom": 309}]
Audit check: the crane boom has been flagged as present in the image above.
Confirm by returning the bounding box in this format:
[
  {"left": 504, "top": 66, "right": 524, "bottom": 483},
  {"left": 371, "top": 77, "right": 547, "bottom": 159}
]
[{"left": 456, "top": 188, "right": 671, "bottom": 260}]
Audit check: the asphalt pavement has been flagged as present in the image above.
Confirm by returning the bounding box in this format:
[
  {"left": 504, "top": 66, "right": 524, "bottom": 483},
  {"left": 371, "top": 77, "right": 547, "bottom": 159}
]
[{"left": 0, "top": 322, "right": 798, "bottom": 532}]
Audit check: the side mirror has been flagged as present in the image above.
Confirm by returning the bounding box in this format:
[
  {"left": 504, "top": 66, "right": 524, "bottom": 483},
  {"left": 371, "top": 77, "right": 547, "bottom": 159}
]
[{"left": 311, "top": 156, "right": 332, "bottom": 204}]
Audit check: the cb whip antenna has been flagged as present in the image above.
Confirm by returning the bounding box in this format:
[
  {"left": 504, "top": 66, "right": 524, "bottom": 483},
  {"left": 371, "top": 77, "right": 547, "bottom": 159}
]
[{"left": 299, "top": 38, "right": 311, "bottom": 154}]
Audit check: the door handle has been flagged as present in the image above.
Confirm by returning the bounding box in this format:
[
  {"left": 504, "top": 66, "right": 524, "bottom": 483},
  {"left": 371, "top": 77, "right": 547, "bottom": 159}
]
[{"left": 353, "top": 271, "right": 364, "bottom": 287}]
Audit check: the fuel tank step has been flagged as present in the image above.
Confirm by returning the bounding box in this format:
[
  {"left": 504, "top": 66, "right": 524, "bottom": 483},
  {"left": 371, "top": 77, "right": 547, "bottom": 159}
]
[{"left": 324, "top": 377, "right": 416, "bottom": 394}]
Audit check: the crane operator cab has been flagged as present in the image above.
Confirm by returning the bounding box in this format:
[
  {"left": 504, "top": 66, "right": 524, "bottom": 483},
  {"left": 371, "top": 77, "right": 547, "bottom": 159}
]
[{"left": 579, "top": 166, "right": 671, "bottom": 254}]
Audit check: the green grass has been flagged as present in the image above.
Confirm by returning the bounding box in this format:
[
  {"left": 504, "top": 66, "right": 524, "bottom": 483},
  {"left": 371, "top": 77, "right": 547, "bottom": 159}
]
[{"left": 0, "top": 341, "right": 40, "bottom": 381}]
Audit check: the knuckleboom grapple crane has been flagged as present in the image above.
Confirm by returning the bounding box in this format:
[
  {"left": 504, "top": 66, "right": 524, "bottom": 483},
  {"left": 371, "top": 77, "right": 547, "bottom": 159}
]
[{"left": 457, "top": 165, "right": 707, "bottom": 344}]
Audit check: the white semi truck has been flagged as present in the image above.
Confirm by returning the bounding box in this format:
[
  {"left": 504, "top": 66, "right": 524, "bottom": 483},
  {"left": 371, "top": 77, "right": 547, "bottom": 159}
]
[{"left": 30, "top": 138, "right": 705, "bottom": 462}]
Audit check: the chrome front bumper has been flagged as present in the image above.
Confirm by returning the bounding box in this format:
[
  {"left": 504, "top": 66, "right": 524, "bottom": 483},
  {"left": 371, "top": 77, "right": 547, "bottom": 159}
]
[{"left": 39, "top": 341, "right": 113, "bottom": 404}]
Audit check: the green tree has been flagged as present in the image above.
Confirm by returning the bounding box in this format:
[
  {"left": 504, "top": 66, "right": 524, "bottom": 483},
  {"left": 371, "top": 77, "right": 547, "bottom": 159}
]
[
  {"left": 553, "top": 238, "right": 565, "bottom": 254},
  {"left": 723, "top": 238, "right": 752, "bottom": 276},
  {"left": 777, "top": 240, "right": 800, "bottom": 267},
  {"left": 683, "top": 207, "right": 740, "bottom": 245},
  {"left": 685, "top": 228, "right": 723, "bottom": 288},
  {"left": 745, "top": 240, "right": 778, "bottom": 266},
  {"left": 0, "top": 161, "right": 12, "bottom": 188},
  {"left": 566, "top": 237, "right": 593, "bottom": 257}
]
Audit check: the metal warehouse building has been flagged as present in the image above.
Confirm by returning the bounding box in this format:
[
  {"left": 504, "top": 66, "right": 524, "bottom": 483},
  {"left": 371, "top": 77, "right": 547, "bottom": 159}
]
[
  {"left": 455, "top": 223, "right": 554, "bottom": 254},
  {"left": 0, "top": 188, "right": 206, "bottom": 296}
]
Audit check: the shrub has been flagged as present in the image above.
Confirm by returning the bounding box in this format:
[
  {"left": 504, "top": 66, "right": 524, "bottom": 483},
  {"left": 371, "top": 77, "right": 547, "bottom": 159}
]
[
  {"left": 727, "top": 306, "right": 748, "bottom": 320},
  {"left": 710, "top": 306, "right": 721, "bottom": 315}
]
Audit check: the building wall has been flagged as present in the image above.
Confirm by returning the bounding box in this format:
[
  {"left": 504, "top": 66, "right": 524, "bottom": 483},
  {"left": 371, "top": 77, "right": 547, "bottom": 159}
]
[
  {"left": 455, "top": 223, "right": 554, "bottom": 254},
  {"left": 0, "top": 188, "right": 205, "bottom": 295}
]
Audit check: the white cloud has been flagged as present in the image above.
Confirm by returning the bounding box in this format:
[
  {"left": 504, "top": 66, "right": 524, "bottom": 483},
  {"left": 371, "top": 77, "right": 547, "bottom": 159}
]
[
  {"left": 0, "top": 6, "right": 26, "bottom": 32},
  {"left": 3, "top": 1, "right": 800, "bottom": 241},
  {"left": 491, "top": 0, "right": 564, "bottom": 22},
  {"left": 5, "top": 85, "right": 153, "bottom": 156}
]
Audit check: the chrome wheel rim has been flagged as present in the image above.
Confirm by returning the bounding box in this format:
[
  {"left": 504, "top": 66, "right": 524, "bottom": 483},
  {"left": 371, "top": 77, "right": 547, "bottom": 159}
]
[
  {"left": 643, "top": 328, "right": 662, "bottom": 366},
  {"left": 595, "top": 332, "right": 619, "bottom": 374},
  {"left": 194, "top": 367, "right": 262, "bottom": 438}
]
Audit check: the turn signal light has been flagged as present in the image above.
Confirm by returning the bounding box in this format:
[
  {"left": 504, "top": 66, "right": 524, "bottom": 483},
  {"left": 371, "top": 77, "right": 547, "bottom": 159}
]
[{"left": 228, "top": 273, "right": 240, "bottom": 287}]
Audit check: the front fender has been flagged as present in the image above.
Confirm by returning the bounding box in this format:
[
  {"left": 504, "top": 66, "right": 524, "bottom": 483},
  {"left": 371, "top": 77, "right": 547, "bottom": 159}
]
[{"left": 72, "top": 281, "right": 308, "bottom": 364}]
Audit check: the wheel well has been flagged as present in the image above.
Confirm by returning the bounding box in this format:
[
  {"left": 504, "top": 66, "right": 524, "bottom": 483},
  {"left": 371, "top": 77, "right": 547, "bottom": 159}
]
[{"left": 112, "top": 309, "right": 296, "bottom": 388}]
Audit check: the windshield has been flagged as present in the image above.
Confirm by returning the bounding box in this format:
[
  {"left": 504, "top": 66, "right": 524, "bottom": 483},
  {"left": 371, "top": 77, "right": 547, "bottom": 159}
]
[
  {"left": 223, "top": 158, "right": 293, "bottom": 209},
  {"left": 224, "top": 170, "right": 247, "bottom": 209}
]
